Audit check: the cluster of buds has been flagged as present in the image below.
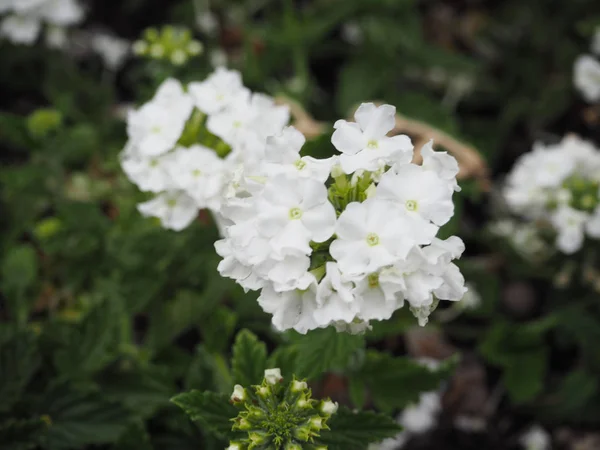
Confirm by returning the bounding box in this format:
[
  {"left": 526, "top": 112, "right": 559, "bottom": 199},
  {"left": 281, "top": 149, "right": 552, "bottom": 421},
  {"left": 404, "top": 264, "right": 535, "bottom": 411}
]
[
  {"left": 132, "top": 25, "right": 203, "bottom": 66},
  {"left": 228, "top": 368, "right": 338, "bottom": 450}
]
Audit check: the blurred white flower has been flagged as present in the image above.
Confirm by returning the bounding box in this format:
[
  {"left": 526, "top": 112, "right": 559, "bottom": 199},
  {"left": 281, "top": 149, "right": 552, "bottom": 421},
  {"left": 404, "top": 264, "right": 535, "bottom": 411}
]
[
  {"left": 574, "top": 55, "right": 600, "bottom": 102},
  {"left": 91, "top": 32, "right": 130, "bottom": 70},
  {"left": 520, "top": 425, "right": 551, "bottom": 450},
  {"left": 137, "top": 191, "right": 198, "bottom": 231}
]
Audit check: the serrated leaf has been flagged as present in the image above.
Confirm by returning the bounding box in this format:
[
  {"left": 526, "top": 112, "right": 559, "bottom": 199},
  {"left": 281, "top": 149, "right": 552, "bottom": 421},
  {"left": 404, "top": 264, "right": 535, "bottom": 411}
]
[
  {"left": 171, "top": 391, "right": 240, "bottom": 441},
  {"left": 53, "top": 303, "right": 118, "bottom": 377},
  {"left": 231, "top": 329, "right": 267, "bottom": 387},
  {"left": 291, "top": 328, "right": 365, "bottom": 380},
  {"left": 41, "top": 385, "right": 132, "bottom": 449},
  {"left": 320, "top": 406, "right": 402, "bottom": 450},
  {"left": 0, "top": 330, "right": 40, "bottom": 413},
  {"left": 358, "top": 351, "right": 456, "bottom": 412}
]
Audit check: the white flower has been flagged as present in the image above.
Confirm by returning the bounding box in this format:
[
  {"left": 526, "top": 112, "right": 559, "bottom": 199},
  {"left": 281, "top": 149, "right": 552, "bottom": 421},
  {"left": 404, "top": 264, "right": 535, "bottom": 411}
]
[
  {"left": 39, "top": 0, "right": 83, "bottom": 26},
  {"left": 167, "top": 145, "right": 225, "bottom": 209},
  {"left": 188, "top": 67, "right": 246, "bottom": 115},
  {"left": 400, "top": 392, "right": 441, "bottom": 434},
  {"left": 264, "top": 368, "right": 283, "bottom": 385},
  {"left": 551, "top": 206, "right": 589, "bottom": 254},
  {"left": 0, "top": 15, "right": 41, "bottom": 44},
  {"left": 137, "top": 191, "right": 198, "bottom": 231},
  {"left": 314, "top": 262, "right": 359, "bottom": 327},
  {"left": 331, "top": 103, "right": 413, "bottom": 173},
  {"left": 258, "top": 283, "right": 319, "bottom": 334},
  {"left": 330, "top": 198, "right": 437, "bottom": 276},
  {"left": 91, "top": 32, "right": 130, "bottom": 70},
  {"left": 377, "top": 163, "right": 455, "bottom": 226},
  {"left": 420, "top": 140, "right": 461, "bottom": 192},
  {"left": 520, "top": 425, "right": 551, "bottom": 450},
  {"left": 126, "top": 102, "right": 188, "bottom": 157},
  {"left": 255, "top": 175, "right": 336, "bottom": 257},
  {"left": 574, "top": 55, "right": 600, "bottom": 102},
  {"left": 121, "top": 152, "right": 174, "bottom": 193},
  {"left": 351, "top": 272, "right": 403, "bottom": 321},
  {"left": 262, "top": 127, "right": 335, "bottom": 183}
]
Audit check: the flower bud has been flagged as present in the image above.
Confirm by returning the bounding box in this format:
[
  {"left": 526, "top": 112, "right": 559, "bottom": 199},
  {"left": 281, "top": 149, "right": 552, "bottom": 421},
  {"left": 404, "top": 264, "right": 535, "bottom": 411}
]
[
  {"left": 320, "top": 400, "right": 338, "bottom": 415},
  {"left": 231, "top": 384, "right": 246, "bottom": 403},
  {"left": 264, "top": 368, "right": 283, "bottom": 385},
  {"left": 294, "top": 423, "right": 313, "bottom": 441},
  {"left": 310, "top": 416, "right": 324, "bottom": 431},
  {"left": 248, "top": 431, "right": 268, "bottom": 445},
  {"left": 256, "top": 385, "right": 270, "bottom": 398},
  {"left": 291, "top": 379, "right": 308, "bottom": 392},
  {"left": 285, "top": 444, "right": 303, "bottom": 450}
]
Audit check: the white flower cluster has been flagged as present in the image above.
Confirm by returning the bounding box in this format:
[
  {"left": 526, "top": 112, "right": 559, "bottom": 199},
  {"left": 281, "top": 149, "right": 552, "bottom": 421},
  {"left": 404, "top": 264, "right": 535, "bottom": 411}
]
[
  {"left": 574, "top": 28, "right": 600, "bottom": 102},
  {"left": 0, "top": 0, "right": 83, "bottom": 46},
  {"left": 504, "top": 136, "right": 600, "bottom": 254},
  {"left": 120, "top": 68, "right": 289, "bottom": 231},
  {"left": 215, "top": 103, "right": 466, "bottom": 333}
]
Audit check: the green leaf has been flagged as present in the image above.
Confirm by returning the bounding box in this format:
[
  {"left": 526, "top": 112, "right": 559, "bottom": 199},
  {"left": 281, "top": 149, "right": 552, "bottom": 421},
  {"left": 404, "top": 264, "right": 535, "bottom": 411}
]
[
  {"left": 231, "top": 329, "right": 268, "bottom": 387},
  {"left": 0, "top": 417, "right": 48, "bottom": 450},
  {"left": 53, "top": 303, "right": 119, "bottom": 377},
  {"left": 358, "top": 351, "right": 456, "bottom": 412},
  {"left": 41, "top": 385, "right": 132, "bottom": 449},
  {"left": 502, "top": 349, "right": 547, "bottom": 403},
  {"left": 1, "top": 244, "right": 38, "bottom": 321},
  {"left": 171, "top": 391, "right": 239, "bottom": 441},
  {"left": 0, "top": 330, "right": 40, "bottom": 413},
  {"left": 320, "top": 407, "right": 402, "bottom": 450},
  {"left": 290, "top": 328, "right": 365, "bottom": 380}
]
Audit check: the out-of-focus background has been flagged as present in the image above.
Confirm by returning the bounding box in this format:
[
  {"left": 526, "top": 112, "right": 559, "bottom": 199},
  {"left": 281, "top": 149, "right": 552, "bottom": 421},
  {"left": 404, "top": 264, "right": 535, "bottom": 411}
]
[{"left": 2, "top": 1, "right": 600, "bottom": 449}]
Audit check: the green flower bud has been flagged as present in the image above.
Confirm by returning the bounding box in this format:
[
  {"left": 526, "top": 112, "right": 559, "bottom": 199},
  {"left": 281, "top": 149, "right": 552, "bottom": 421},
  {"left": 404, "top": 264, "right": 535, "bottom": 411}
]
[
  {"left": 228, "top": 369, "right": 336, "bottom": 449},
  {"left": 27, "top": 108, "right": 62, "bottom": 138}
]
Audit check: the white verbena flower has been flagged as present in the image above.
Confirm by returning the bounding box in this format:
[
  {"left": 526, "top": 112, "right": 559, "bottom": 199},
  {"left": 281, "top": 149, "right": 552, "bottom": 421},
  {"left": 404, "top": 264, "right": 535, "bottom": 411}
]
[
  {"left": 520, "top": 425, "right": 551, "bottom": 450},
  {"left": 137, "top": 191, "right": 198, "bottom": 231},
  {"left": 574, "top": 55, "right": 600, "bottom": 103},
  {"left": 331, "top": 103, "right": 413, "bottom": 174}
]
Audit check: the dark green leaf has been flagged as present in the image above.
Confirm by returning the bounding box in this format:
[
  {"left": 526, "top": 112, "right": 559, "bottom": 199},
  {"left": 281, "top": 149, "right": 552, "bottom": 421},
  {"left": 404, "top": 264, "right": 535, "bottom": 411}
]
[
  {"left": 0, "top": 330, "right": 40, "bottom": 413},
  {"left": 291, "top": 328, "right": 365, "bottom": 380},
  {"left": 231, "top": 329, "right": 268, "bottom": 387},
  {"left": 171, "top": 391, "right": 239, "bottom": 441},
  {"left": 320, "top": 406, "right": 402, "bottom": 450}
]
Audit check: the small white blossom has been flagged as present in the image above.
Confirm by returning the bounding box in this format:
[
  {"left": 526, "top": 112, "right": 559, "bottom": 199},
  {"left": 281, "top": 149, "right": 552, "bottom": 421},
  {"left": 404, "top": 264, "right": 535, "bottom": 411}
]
[
  {"left": 91, "top": 32, "right": 130, "bottom": 70},
  {"left": 520, "top": 425, "right": 551, "bottom": 450},
  {"left": 230, "top": 384, "right": 246, "bottom": 402},
  {"left": 137, "top": 191, "right": 198, "bottom": 231},
  {"left": 188, "top": 67, "right": 246, "bottom": 115},
  {"left": 331, "top": 103, "right": 413, "bottom": 173},
  {"left": 574, "top": 55, "right": 600, "bottom": 103}
]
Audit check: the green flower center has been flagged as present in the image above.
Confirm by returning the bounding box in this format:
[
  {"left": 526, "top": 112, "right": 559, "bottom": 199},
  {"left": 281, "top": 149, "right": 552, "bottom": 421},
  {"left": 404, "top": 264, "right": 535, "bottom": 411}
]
[
  {"left": 150, "top": 125, "right": 162, "bottom": 134},
  {"left": 233, "top": 120, "right": 242, "bottom": 129},
  {"left": 294, "top": 159, "right": 306, "bottom": 170},
  {"left": 405, "top": 200, "right": 418, "bottom": 211},
  {"left": 149, "top": 159, "right": 159, "bottom": 167},
  {"left": 366, "top": 233, "right": 380, "bottom": 246},
  {"left": 289, "top": 207, "right": 303, "bottom": 220},
  {"left": 367, "top": 140, "right": 379, "bottom": 149},
  {"left": 368, "top": 273, "right": 380, "bottom": 288},
  {"left": 192, "top": 169, "right": 202, "bottom": 177},
  {"left": 166, "top": 198, "right": 177, "bottom": 208}
]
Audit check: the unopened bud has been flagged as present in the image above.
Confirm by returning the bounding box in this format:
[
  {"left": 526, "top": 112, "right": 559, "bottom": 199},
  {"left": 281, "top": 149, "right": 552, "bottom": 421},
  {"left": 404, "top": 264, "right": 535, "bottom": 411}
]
[
  {"left": 264, "top": 368, "right": 283, "bottom": 385},
  {"left": 291, "top": 379, "right": 308, "bottom": 392},
  {"left": 231, "top": 384, "right": 246, "bottom": 403},
  {"left": 320, "top": 400, "right": 338, "bottom": 415}
]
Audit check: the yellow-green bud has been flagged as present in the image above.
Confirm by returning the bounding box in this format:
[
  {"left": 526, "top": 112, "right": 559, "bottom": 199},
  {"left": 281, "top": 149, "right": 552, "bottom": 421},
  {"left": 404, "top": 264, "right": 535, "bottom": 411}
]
[{"left": 27, "top": 108, "right": 62, "bottom": 138}]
